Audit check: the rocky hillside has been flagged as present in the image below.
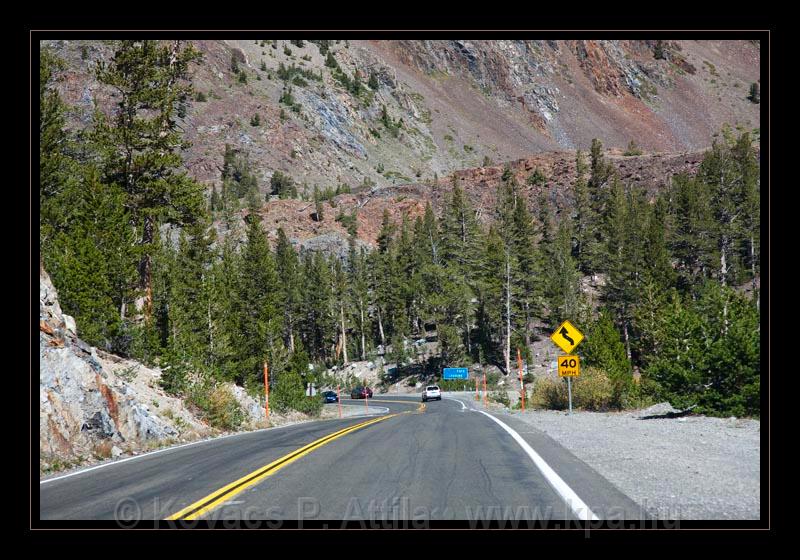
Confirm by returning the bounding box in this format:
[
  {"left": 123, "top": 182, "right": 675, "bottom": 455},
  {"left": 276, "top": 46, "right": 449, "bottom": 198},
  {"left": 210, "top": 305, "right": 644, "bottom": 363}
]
[
  {"left": 232, "top": 147, "right": 710, "bottom": 251},
  {"left": 43, "top": 39, "right": 759, "bottom": 253},
  {"left": 46, "top": 39, "right": 759, "bottom": 197},
  {"left": 39, "top": 265, "right": 266, "bottom": 474}
]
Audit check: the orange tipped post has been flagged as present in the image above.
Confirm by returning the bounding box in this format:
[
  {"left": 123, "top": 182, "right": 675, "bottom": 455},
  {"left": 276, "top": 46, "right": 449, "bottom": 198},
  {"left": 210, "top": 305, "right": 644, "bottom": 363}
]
[
  {"left": 264, "top": 362, "right": 269, "bottom": 420},
  {"left": 337, "top": 385, "right": 342, "bottom": 419},
  {"left": 475, "top": 378, "right": 479, "bottom": 401},
  {"left": 517, "top": 348, "right": 525, "bottom": 412}
]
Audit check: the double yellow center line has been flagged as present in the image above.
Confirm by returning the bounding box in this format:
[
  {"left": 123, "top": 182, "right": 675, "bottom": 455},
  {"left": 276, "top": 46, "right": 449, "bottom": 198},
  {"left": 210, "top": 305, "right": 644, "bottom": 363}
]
[{"left": 166, "top": 413, "right": 400, "bottom": 521}]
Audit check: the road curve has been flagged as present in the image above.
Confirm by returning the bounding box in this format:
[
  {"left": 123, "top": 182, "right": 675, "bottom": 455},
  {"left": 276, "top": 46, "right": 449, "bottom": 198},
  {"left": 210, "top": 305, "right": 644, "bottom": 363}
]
[{"left": 39, "top": 394, "right": 642, "bottom": 524}]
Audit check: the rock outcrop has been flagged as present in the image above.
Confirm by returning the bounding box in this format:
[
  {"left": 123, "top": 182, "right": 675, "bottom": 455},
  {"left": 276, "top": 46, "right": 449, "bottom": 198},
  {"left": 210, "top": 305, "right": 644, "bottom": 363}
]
[
  {"left": 44, "top": 39, "right": 759, "bottom": 198},
  {"left": 39, "top": 266, "right": 265, "bottom": 474}
]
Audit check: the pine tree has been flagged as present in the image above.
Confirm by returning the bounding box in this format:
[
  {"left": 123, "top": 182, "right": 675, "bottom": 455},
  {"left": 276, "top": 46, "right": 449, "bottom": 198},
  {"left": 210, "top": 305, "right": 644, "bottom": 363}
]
[
  {"left": 348, "top": 244, "right": 372, "bottom": 361},
  {"left": 275, "top": 228, "right": 301, "bottom": 353},
  {"left": 572, "top": 149, "right": 601, "bottom": 274},
  {"left": 438, "top": 183, "right": 482, "bottom": 356},
  {"left": 331, "top": 257, "right": 351, "bottom": 364},
  {"left": 209, "top": 184, "right": 221, "bottom": 213},
  {"left": 46, "top": 167, "right": 136, "bottom": 351},
  {"left": 92, "top": 40, "right": 205, "bottom": 319},
  {"left": 731, "top": 132, "right": 760, "bottom": 288},
  {"left": 511, "top": 183, "right": 540, "bottom": 352},
  {"left": 39, "top": 47, "right": 74, "bottom": 236},
  {"left": 372, "top": 212, "right": 405, "bottom": 345},
  {"left": 748, "top": 82, "right": 760, "bottom": 104},
  {"left": 209, "top": 236, "right": 242, "bottom": 381},
  {"left": 421, "top": 202, "right": 441, "bottom": 265},
  {"left": 645, "top": 282, "right": 759, "bottom": 416},
  {"left": 167, "top": 214, "right": 217, "bottom": 382},
  {"left": 669, "top": 173, "right": 717, "bottom": 294},
  {"left": 476, "top": 226, "right": 505, "bottom": 368},
  {"left": 234, "top": 212, "right": 280, "bottom": 385},
  {"left": 602, "top": 183, "right": 647, "bottom": 361},
  {"left": 376, "top": 208, "right": 396, "bottom": 254},
  {"left": 698, "top": 131, "right": 746, "bottom": 287},
  {"left": 581, "top": 310, "right": 632, "bottom": 409},
  {"left": 542, "top": 219, "right": 584, "bottom": 327},
  {"left": 299, "top": 250, "right": 336, "bottom": 362},
  {"left": 641, "top": 193, "right": 676, "bottom": 290}
]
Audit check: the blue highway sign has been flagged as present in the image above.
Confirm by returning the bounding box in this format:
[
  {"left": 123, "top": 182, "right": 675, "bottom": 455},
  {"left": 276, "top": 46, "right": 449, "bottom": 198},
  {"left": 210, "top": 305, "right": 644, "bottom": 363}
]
[{"left": 443, "top": 367, "right": 469, "bottom": 379}]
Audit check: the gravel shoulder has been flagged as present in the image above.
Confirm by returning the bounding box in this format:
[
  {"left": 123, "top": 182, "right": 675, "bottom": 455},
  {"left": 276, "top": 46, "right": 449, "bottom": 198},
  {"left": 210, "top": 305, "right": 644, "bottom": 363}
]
[{"left": 452, "top": 393, "right": 760, "bottom": 520}]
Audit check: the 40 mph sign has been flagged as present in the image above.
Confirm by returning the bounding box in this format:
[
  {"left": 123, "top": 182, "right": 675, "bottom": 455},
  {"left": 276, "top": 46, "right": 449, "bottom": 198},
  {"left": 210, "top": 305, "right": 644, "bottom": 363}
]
[
  {"left": 558, "top": 355, "right": 580, "bottom": 377},
  {"left": 550, "top": 320, "right": 585, "bottom": 354}
]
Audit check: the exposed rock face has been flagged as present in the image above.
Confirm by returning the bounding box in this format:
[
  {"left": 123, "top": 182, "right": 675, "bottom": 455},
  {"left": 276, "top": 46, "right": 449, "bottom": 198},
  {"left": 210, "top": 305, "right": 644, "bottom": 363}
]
[
  {"left": 39, "top": 266, "right": 265, "bottom": 473},
  {"left": 45, "top": 39, "right": 759, "bottom": 199},
  {"left": 40, "top": 268, "right": 194, "bottom": 467},
  {"left": 246, "top": 148, "right": 707, "bottom": 249}
]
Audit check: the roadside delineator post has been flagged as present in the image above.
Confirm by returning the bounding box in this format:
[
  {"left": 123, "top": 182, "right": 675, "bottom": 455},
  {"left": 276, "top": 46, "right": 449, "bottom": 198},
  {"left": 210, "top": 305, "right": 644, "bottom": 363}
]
[
  {"left": 337, "top": 385, "right": 342, "bottom": 419},
  {"left": 475, "top": 378, "right": 479, "bottom": 401},
  {"left": 263, "top": 361, "right": 269, "bottom": 421},
  {"left": 483, "top": 372, "right": 487, "bottom": 406},
  {"left": 365, "top": 389, "right": 369, "bottom": 413},
  {"left": 517, "top": 348, "right": 525, "bottom": 412}
]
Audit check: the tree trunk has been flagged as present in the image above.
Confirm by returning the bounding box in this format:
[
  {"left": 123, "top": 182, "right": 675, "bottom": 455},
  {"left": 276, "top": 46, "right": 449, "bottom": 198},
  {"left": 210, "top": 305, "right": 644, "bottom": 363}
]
[
  {"left": 623, "top": 321, "right": 631, "bottom": 361},
  {"left": 504, "top": 256, "right": 511, "bottom": 376},
  {"left": 136, "top": 215, "right": 155, "bottom": 318},
  {"left": 377, "top": 307, "right": 385, "bottom": 347},
  {"left": 524, "top": 301, "right": 531, "bottom": 350},
  {"left": 720, "top": 236, "right": 728, "bottom": 287},
  {"left": 359, "top": 298, "right": 366, "bottom": 361},
  {"left": 340, "top": 302, "right": 348, "bottom": 365},
  {"left": 289, "top": 329, "right": 295, "bottom": 353},
  {"left": 207, "top": 298, "right": 213, "bottom": 359}
]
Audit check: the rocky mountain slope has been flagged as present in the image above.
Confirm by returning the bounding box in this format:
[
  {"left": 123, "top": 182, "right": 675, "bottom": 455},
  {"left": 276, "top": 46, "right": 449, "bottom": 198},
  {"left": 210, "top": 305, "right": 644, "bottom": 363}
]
[
  {"left": 46, "top": 39, "right": 759, "bottom": 195},
  {"left": 44, "top": 39, "right": 759, "bottom": 252},
  {"left": 230, "top": 146, "right": 710, "bottom": 251},
  {"left": 39, "top": 265, "right": 267, "bottom": 473}
]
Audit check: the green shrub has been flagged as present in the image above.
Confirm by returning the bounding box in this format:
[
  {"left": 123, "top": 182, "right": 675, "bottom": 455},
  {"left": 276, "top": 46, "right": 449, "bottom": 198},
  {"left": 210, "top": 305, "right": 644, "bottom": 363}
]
[
  {"left": 581, "top": 310, "right": 633, "bottom": 409},
  {"left": 189, "top": 383, "right": 245, "bottom": 431},
  {"left": 526, "top": 167, "right": 547, "bottom": 185},
  {"left": 531, "top": 377, "right": 568, "bottom": 410},
  {"left": 748, "top": 82, "right": 760, "bottom": 104},
  {"left": 572, "top": 366, "right": 613, "bottom": 410},
  {"left": 271, "top": 370, "right": 323, "bottom": 416},
  {"left": 623, "top": 140, "right": 643, "bottom": 156}
]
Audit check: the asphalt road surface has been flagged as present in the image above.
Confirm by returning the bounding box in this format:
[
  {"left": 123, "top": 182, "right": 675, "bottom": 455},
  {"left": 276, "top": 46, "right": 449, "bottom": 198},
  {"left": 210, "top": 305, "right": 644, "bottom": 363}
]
[{"left": 39, "top": 394, "right": 643, "bottom": 525}]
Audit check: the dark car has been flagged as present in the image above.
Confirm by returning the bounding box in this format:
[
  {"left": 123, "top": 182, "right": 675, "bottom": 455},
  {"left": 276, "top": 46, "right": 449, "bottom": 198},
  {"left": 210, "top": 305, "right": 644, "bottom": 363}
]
[
  {"left": 350, "top": 386, "right": 373, "bottom": 399},
  {"left": 321, "top": 390, "right": 338, "bottom": 403}
]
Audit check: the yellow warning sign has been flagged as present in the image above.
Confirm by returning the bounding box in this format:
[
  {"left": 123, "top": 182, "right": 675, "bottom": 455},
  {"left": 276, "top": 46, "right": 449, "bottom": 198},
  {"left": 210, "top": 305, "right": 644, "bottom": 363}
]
[
  {"left": 550, "top": 320, "right": 585, "bottom": 354},
  {"left": 558, "top": 355, "right": 580, "bottom": 377}
]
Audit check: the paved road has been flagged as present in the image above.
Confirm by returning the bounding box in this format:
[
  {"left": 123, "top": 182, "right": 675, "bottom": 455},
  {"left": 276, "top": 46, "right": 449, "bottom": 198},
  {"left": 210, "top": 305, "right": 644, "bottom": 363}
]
[{"left": 39, "top": 394, "right": 643, "bottom": 525}]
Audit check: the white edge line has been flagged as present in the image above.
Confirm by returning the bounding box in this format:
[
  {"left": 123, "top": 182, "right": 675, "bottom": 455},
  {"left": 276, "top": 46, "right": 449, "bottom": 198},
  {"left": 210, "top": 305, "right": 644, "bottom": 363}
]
[
  {"left": 442, "top": 393, "right": 469, "bottom": 411},
  {"left": 40, "top": 407, "right": 391, "bottom": 485},
  {"left": 477, "top": 410, "right": 599, "bottom": 521}
]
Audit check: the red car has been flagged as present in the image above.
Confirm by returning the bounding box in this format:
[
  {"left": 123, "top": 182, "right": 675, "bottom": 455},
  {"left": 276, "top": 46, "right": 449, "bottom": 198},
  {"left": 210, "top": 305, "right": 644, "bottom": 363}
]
[{"left": 350, "top": 386, "right": 373, "bottom": 399}]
